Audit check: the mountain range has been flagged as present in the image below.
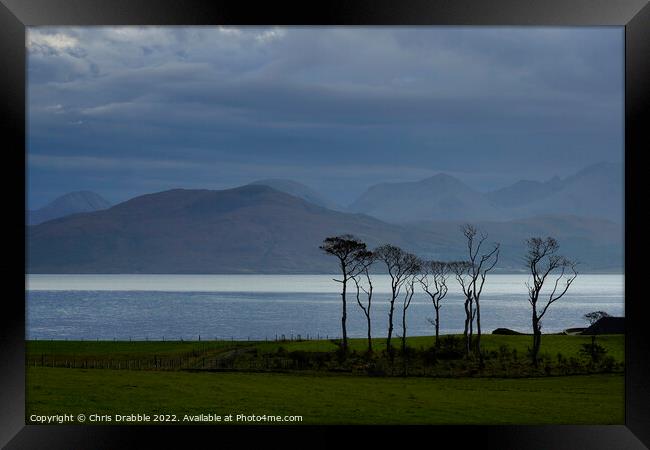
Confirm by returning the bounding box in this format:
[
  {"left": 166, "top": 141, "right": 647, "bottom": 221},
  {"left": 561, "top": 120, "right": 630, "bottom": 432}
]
[
  {"left": 27, "top": 186, "right": 428, "bottom": 274},
  {"left": 349, "top": 173, "right": 502, "bottom": 222},
  {"left": 26, "top": 162, "right": 623, "bottom": 273},
  {"left": 487, "top": 162, "right": 623, "bottom": 222},
  {"left": 349, "top": 162, "right": 623, "bottom": 224}
]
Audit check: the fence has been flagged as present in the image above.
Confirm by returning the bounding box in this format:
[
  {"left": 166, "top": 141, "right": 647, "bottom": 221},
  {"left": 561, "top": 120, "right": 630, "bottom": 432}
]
[
  {"left": 27, "top": 354, "right": 328, "bottom": 372},
  {"left": 31, "top": 334, "right": 337, "bottom": 342},
  {"left": 26, "top": 334, "right": 345, "bottom": 373}
]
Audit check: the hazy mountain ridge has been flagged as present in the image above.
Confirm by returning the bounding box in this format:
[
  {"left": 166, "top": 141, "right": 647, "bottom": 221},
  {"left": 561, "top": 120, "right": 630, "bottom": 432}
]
[
  {"left": 27, "top": 184, "right": 622, "bottom": 274},
  {"left": 349, "top": 162, "right": 623, "bottom": 224},
  {"left": 409, "top": 214, "right": 622, "bottom": 272},
  {"left": 348, "top": 173, "right": 502, "bottom": 222},
  {"left": 27, "top": 185, "right": 438, "bottom": 274},
  {"left": 28, "top": 191, "right": 111, "bottom": 225},
  {"left": 504, "top": 162, "right": 623, "bottom": 222},
  {"left": 486, "top": 177, "right": 564, "bottom": 208}
]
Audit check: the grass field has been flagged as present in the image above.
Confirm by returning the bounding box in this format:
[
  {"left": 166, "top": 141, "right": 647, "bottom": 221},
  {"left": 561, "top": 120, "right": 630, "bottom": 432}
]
[
  {"left": 26, "top": 334, "right": 625, "bottom": 363},
  {"left": 26, "top": 367, "right": 623, "bottom": 425},
  {"left": 25, "top": 335, "right": 624, "bottom": 425}
]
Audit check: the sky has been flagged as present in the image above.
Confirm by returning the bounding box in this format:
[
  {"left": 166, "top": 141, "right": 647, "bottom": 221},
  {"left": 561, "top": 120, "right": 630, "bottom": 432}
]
[{"left": 27, "top": 26, "right": 624, "bottom": 209}]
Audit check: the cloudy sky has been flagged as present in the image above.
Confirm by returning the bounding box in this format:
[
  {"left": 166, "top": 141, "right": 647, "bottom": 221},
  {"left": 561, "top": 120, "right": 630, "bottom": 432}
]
[{"left": 27, "top": 26, "right": 623, "bottom": 208}]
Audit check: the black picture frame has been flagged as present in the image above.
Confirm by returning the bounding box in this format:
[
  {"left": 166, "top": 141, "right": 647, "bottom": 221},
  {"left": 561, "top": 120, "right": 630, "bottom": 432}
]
[{"left": 2, "top": 0, "right": 648, "bottom": 448}]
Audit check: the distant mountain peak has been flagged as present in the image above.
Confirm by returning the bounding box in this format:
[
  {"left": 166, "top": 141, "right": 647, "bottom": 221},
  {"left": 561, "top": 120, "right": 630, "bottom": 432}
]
[
  {"left": 572, "top": 161, "right": 622, "bottom": 178},
  {"left": 250, "top": 178, "right": 304, "bottom": 188},
  {"left": 28, "top": 191, "right": 111, "bottom": 225},
  {"left": 425, "top": 172, "right": 460, "bottom": 181},
  {"left": 248, "top": 178, "right": 338, "bottom": 210},
  {"left": 348, "top": 172, "right": 494, "bottom": 223},
  {"left": 486, "top": 162, "right": 623, "bottom": 223},
  {"left": 421, "top": 172, "right": 467, "bottom": 185}
]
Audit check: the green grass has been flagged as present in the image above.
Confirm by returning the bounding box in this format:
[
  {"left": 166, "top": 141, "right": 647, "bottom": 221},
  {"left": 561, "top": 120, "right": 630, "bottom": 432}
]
[
  {"left": 26, "top": 339, "right": 243, "bottom": 359},
  {"left": 26, "top": 367, "right": 623, "bottom": 425},
  {"left": 257, "top": 334, "right": 624, "bottom": 361},
  {"left": 26, "top": 334, "right": 625, "bottom": 363},
  {"left": 25, "top": 335, "right": 624, "bottom": 425}
]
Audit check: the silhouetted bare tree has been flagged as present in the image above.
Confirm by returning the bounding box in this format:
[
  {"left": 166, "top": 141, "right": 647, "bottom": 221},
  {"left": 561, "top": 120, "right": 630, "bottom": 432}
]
[
  {"left": 524, "top": 237, "right": 578, "bottom": 366},
  {"left": 374, "top": 244, "right": 420, "bottom": 356},
  {"left": 419, "top": 260, "right": 451, "bottom": 348},
  {"left": 453, "top": 225, "right": 500, "bottom": 359},
  {"left": 320, "top": 235, "right": 368, "bottom": 353},
  {"left": 350, "top": 250, "right": 376, "bottom": 353}
]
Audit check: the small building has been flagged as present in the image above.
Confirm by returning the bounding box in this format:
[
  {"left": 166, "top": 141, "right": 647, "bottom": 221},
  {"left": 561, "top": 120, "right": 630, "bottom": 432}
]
[
  {"left": 491, "top": 328, "right": 525, "bottom": 335},
  {"left": 581, "top": 317, "right": 625, "bottom": 335}
]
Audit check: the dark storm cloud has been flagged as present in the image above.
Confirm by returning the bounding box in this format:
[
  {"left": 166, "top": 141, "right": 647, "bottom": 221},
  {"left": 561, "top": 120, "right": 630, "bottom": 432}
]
[{"left": 27, "top": 26, "right": 623, "bottom": 207}]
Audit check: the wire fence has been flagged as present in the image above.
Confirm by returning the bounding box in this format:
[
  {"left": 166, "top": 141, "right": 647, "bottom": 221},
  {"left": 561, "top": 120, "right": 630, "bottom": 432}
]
[{"left": 28, "top": 333, "right": 339, "bottom": 342}]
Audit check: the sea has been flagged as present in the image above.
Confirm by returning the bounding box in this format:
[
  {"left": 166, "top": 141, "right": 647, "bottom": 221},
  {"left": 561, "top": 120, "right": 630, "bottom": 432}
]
[{"left": 25, "top": 274, "right": 624, "bottom": 341}]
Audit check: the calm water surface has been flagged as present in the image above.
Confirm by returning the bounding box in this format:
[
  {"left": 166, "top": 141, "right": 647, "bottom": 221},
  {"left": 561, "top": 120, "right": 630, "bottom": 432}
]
[{"left": 26, "top": 274, "right": 624, "bottom": 340}]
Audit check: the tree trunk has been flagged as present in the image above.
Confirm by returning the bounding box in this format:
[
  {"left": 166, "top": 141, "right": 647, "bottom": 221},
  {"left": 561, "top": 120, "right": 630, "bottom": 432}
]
[
  {"left": 366, "top": 312, "right": 372, "bottom": 353},
  {"left": 387, "top": 294, "right": 396, "bottom": 355},
  {"left": 468, "top": 300, "right": 474, "bottom": 355},
  {"left": 341, "top": 268, "right": 348, "bottom": 353},
  {"left": 434, "top": 306, "right": 440, "bottom": 348},
  {"left": 463, "top": 298, "right": 471, "bottom": 355},
  {"left": 476, "top": 299, "right": 483, "bottom": 367},
  {"left": 402, "top": 305, "right": 407, "bottom": 354},
  {"left": 532, "top": 314, "right": 541, "bottom": 367}
]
